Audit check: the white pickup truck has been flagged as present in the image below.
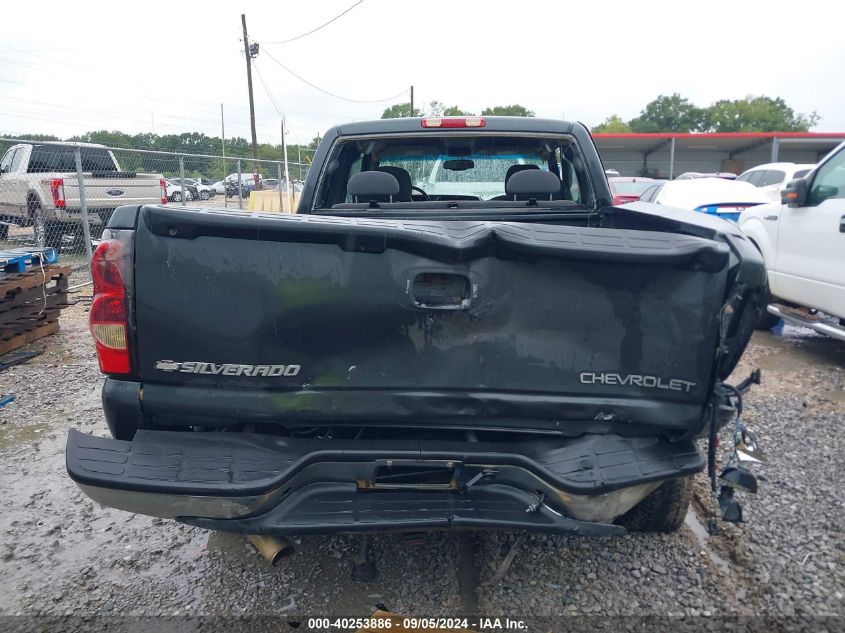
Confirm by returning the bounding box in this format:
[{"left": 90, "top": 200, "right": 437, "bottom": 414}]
[
  {"left": 739, "top": 141, "right": 845, "bottom": 340},
  {"left": 0, "top": 142, "right": 166, "bottom": 246}
]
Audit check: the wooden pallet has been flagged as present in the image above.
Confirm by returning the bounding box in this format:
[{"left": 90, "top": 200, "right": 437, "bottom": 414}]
[
  {"left": 0, "top": 295, "right": 69, "bottom": 325},
  {"left": 0, "top": 320, "right": 59, "bottom": 355},
  {"left": 0, "top": 265, "right": 72, "bottom": 301},
  {"left": 0, "top": 264, "right": 74, "bottom": 355},
  {"left": 0, "top": 280, "right": 70, "bottom": 314}
]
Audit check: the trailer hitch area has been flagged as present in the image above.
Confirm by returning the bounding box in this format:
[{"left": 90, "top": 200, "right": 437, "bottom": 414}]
[
  {"left": 708, "top": 368, "right": 766, "bottom": 527},
  {"left": 715, "top": 368, "right": 767, "bottom": 525},
  {"left": 735, "top": 367, "right": 761, "bottom": 396}
]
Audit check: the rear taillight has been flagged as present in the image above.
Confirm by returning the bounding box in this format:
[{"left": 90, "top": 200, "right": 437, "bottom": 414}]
[
  {"left": 612, "top": 195, "right": 638, "bottom": 206},
  {"left": 421, "top": 117, "right": 486, "bottom": 128},
  {"left": 90, "top": 240, "right": 130, "bottom": 374},
  {"left": 48, "top": 178, "right": 66, "bottom": 208},
  {"left": 160, "top": 179, "right": 168, "bottom": 204}
]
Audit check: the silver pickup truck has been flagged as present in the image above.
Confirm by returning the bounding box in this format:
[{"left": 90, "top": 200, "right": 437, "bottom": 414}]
[{"left": 0, "top": 142, "right": 166, "bottom": 246}]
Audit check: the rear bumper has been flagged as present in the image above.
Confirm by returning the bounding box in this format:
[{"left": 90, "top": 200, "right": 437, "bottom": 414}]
[{"left": 66, "top": 428, "right": 703, "bottom": 536}]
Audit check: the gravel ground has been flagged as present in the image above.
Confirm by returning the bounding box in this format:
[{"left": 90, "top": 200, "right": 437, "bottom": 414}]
[{"left": 0, "top": 303, "right": 842, "bottom": 630}]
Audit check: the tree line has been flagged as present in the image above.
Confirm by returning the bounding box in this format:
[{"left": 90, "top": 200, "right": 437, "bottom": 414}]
[
  {"left": 0, "top": 130, "right": 318, "bottom": 180},
  {"left": 381, "top": 102, "right": 535, "bottom": 118},
  {"left": 593, "top": 94, "right": 819, "bottom": 133},
  {"left": 384, "top": 94, "right": 819, "bottom": 134},
  {"left": 2, "top": 93, "right": 819, "bottom": 177}
]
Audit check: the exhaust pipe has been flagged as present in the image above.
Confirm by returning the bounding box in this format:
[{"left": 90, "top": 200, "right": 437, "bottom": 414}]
[{"left": 248, "top": 534, "right": 295, "bottom": 566}]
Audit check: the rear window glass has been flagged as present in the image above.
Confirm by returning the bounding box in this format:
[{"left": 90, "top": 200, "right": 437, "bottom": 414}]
[
  {"left": 609, "top": 181, "right": 655, "bottom": 195},
  {"left": 27, "top": 146, "right": 117, "bottom": 173},
  {"left": 793, "top": 169, "right": 810, "bottom": 179},
  {"left": 742, "top": 171, "right": 764, "bottom": 186},
  {"left": 316, "top": 134, "right": 593, "bottom": 208},
  {"left": 379, "top": 154, "right": 545, "bottom": 200},
  {"left": 759, "top": 170, "right": 785, "bottom": 187}
]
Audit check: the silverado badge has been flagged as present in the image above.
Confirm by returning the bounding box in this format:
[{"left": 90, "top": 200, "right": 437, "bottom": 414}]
[{"left": 155, "top": 360, "right": 301, "bottom": 377}]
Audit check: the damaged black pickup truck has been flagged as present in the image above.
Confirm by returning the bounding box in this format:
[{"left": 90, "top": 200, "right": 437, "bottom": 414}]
[{"left": 67, "top": 116, "right": 766, "bottom": 552}]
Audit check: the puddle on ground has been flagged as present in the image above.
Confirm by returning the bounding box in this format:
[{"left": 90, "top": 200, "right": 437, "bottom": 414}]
[
  {"left": 819, "top": 388, "right": 845, "bottom": 404},
  {"left": 0, "top": 421, "right": 52, "bottom": 451},
  {"left": 754, "top": 327, "right": 845, "bottom": 372},
  {"left": 684, "top": 510, "right": 731, "bottom": 575}
]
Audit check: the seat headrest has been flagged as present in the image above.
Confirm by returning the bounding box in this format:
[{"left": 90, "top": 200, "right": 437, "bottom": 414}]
[
  {"left": 505, "top": 169, "right": 561, "bottom": 199},
  {"left": 505, "top": 164, "right": 540, "bottom": 182},
  {"left": 347, "top": 171, "right": 400, "bottom": 202},
  {"left": 376, "top": 166, "right": 413, "bottom": 201}
]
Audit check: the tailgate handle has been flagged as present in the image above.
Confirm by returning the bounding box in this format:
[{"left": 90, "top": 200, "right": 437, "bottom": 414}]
[{"left": 411, "top": 273, "right": 471, "bottom": 310}]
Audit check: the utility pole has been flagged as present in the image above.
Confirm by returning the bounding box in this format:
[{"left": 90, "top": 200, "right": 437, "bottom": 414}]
[
  {"left": 220, "top": 103, "right": 226, "bottom": 158},
  {"left": 410, "top": 85, "right": 414, "bottom": 117},
  {"left": 241, "top": 14, "right": 259, "bottom": 187},
  {"left": 221, "top": 103, "right": 227, "bottom": 208},
  {"left": 281, "top": 117, "right": 292, "bottom": 210}
]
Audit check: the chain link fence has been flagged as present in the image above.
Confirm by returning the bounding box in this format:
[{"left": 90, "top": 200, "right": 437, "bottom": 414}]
[{"left": 0, "top": 138, "right": 308, "bottom": 285}]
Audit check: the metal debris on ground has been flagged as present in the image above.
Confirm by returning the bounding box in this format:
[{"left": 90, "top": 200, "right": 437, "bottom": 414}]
[
  {"left": 481, "top": 534, "right": 525, "bottom": 587},
  {"left": 0, "top": 350, "right": 41, "bottom": 373}
]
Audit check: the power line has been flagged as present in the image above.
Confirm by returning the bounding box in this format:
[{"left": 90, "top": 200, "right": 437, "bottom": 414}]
[
  {"left": 253, "top": 63, "right": 321, "bottom": 156},
  {"left": 258, "top": 48, "right": 409, "bottom": 104},
  {"left": 253, "top": 62, "right": 285, "bottom": 118},
  {"left": 260, "top": 0, "right": 364, "bottom": 45}
]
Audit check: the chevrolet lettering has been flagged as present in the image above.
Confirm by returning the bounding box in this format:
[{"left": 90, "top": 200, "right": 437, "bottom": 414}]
[{"left": 580, "top": 372, "right": 696, "bottom": 393}]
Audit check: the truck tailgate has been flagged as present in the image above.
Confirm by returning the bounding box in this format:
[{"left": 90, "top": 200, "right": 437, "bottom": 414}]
[
  {"left": 64, "top": 174, "right": 162, "bottom": 210},
  {"left": 132, "top": 207, "right": 730, "bottom": 432}
]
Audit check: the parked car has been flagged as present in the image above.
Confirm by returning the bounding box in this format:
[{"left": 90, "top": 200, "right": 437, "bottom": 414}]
[
  {"left": 607, "top": 176, "right": 658, "bottom": 206},
  {"left": 736, "top": 162, "right": 815, "bottom": 202},
  {"left": 675, "top": 172, "right": 737, "bottom": 180},
  {"left": 225, "top": 172, "right": 265, "bottom": 184},
  {"left": 738, "top": 142, "right": 845, "bottom": 338},
  {"left": 263, "top": 178, "right": 280, "bottom": 188},
  {"left": 68, "top": 117, "right": 767, "bottom": 552},
  {"left": 0, "top": 142, "right": 165, "bottom": 246},
  {"left": 164, "top": 180, "right": 194, "bottom": 203},
  {"left": 170, "top": 177, "right": 211, "bottom": 200},
  {"left": 210, "top": 179, "right": 240, "bottom": 197},
  {"left": 638, "top": 177, "right": 770, "bottom": 221},
  {"left": 166, "top": 178, "right": 199, "bottom": 201},
  {"left": 224, "top": 172, "right": 264, "bottom": 196}
]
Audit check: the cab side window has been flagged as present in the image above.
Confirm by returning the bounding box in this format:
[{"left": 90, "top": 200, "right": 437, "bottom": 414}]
[
  {"left": 744, "top": 171, "right": 765, "bottom": 187},
  {"left": 807, "top": 149, "right": 845, "bottom": 205},
  {"left": 0, "top": 148, "right": 16, "bottom": 173},
  {"left": 759, "top": 170, "right": 785, "bottom": 187},
  {"left": 10, "top": 148, "right": 24, "bottom": 172}
]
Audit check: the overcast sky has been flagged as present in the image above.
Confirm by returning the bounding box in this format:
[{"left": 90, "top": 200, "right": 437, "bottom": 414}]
[{"left": 2, "top": 0, "right": 844, "bottom": 147}]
